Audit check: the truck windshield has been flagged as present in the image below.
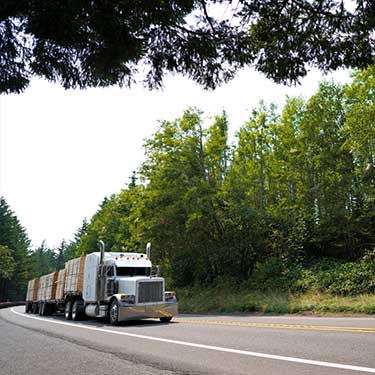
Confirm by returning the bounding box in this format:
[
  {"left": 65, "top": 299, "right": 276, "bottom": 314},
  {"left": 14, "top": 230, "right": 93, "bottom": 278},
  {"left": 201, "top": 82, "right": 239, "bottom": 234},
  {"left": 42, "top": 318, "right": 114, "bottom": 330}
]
[{"left": 116, "top": 267, "right": 150, "bottom": 277}]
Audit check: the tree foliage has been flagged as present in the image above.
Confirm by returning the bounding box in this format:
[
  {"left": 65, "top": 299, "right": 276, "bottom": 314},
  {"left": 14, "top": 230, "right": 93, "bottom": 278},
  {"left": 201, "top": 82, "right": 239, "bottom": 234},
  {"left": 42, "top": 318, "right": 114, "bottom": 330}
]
[
  {"left": 0, "top": 198, "right": 30, "bottom": 300},
  {"left": 3, "top": 68, "right": 375, "bottom": 297},
  {"left": 0, "top": 197, "right": 80, "bottom": 300},
  {"left": 74, "top": 69, "right": 375, "bottom": 288},
  {"left": 1, "top": 0, "right": 375, "bottom": 94},
  {"left": 0, "top": 245, "right": 16, "bottom": 280}
]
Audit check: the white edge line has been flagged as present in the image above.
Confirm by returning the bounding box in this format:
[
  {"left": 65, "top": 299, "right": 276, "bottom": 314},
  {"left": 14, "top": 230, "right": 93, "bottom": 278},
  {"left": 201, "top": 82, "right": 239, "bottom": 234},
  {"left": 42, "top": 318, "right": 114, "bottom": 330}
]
[{"left": 10, "top": 307, "right": 375, "bottom": 374}]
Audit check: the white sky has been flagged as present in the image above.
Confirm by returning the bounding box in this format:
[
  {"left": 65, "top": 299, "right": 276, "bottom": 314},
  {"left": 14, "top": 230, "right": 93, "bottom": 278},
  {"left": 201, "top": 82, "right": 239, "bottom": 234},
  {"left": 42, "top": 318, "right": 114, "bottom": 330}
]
[{"left": 0, "top": 67, "right": 351, "bottom": 249}]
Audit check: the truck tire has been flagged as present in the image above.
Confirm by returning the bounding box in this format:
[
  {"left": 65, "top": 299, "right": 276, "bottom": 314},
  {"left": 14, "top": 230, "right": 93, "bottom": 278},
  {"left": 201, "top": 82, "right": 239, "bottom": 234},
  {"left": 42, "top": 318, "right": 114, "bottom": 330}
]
[
  {"left": 39, "top": 302, "right": 44, "bottom": 316},
  {"left": 32, "top": 303, "right": 39, "bottom": 314},
  {"left": 109, "top": 300, "right": 119, "bottom": 325},
  {"left": 25, "top": 302, "right": 31, "bottom": 313},
  {"left": 160, "top": 317, "right": 172, "bottom": 323},
  {"left": 72, "top": 301, "right": 83, "bottom": 321},
  {"left": 44, "top": 303, "right": 51, "bottom": 316},
  {"left": 65, "top": 301, "right": 72, "bottom": 320}
]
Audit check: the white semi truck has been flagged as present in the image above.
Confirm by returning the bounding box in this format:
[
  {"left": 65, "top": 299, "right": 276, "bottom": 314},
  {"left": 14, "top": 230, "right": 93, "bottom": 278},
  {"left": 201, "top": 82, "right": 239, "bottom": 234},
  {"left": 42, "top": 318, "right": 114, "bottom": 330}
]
[{"left": 26, "top": 242, "right": 178, "bottom": 325}]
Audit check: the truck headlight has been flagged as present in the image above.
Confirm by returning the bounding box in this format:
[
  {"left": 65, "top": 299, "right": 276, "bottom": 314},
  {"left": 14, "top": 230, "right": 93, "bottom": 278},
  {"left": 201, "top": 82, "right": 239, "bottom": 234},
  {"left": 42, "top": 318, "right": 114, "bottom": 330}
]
[
  {"left": 165, "top": 291, "right": 176, "bottom": 301},
  {"left": 120, "top": 294, "right": 135, "bottom": 304}
]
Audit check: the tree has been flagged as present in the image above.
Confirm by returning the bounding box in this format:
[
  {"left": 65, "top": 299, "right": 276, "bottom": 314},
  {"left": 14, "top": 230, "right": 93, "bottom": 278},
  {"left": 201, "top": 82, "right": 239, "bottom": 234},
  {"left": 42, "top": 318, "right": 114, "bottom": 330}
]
[
  {"left": 0, "top": 197, "right": 30, "bottom": 300},
  {"left": 65, "top": 219, "right": 88, "bottom": 259},
  {"left": 140, "top": 109, "right": 213, "bottom": 285},
  {"left": 205, "top": 112, "right": 230, "bottom": 187},
  {"left": 29, "top": 240, "right": 56, "bottom": 277},
  {"left": 1, "top": 0, "right": 374, "bottom": 94},
  {"left": 0, "top": 245, "right": 15, "bottom": 280},
  {"left": 342, "top": 66, "right": 375, "bottom": 255},
  {"left": 296, "top": 82, "right": 355, "bottom": 258},
  {"left": 55, "top": 239, "right": 68, "bottom": 270},
  {"left": 77, "top": 193, "right": 135, "bottom": 255}
]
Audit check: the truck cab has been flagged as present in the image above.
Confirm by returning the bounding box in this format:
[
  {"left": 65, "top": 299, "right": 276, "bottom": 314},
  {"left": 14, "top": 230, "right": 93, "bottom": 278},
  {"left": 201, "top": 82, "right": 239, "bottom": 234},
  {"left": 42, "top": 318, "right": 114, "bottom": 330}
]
[{"left": 82, "top": 246, "right": 178, "bottom": 324}]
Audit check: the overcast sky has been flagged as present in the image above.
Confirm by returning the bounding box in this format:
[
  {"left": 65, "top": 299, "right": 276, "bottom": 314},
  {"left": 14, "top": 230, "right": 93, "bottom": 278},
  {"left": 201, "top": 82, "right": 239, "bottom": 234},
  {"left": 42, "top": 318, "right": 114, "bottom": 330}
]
[{"left": 0, "top": 67, "right": 351, "bottom": 249}]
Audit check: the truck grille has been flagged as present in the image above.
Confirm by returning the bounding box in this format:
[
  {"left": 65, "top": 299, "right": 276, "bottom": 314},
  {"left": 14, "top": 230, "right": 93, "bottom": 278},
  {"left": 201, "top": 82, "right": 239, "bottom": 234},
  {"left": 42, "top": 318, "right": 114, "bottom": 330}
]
[{"left": 138, "top": 281, "right": 163, "bottom": 303}]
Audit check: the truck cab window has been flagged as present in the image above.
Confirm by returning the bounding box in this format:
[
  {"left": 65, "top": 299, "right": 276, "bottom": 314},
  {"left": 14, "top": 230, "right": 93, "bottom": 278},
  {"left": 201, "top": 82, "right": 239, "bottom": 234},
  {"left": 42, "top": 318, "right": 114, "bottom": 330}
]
[
  {"left": 106, "top": 265, "right": 114, "bottom": 277},
  {"left": 116, "top": 267, "right": 150, "bottom": 277}
]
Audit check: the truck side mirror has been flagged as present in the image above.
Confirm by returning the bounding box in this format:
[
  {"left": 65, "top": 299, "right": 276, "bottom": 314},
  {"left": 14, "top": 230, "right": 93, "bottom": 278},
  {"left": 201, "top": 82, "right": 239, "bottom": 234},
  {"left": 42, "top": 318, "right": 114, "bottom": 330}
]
[{"left": 156, "top": 265, "right": 161, "bottom": 277}]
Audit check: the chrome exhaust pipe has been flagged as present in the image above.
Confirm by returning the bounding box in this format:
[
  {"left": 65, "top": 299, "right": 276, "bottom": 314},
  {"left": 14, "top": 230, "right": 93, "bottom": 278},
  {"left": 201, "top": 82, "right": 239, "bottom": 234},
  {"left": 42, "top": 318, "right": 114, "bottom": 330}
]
[
  {"left": 97, "top": 240, "right": 106, "bottom": 308},
  {"left": 146, "top": 242, "right": 151, "bottom": 259},
  {"left": 99, "top": 240, "right": 105, "bottom": 265}
]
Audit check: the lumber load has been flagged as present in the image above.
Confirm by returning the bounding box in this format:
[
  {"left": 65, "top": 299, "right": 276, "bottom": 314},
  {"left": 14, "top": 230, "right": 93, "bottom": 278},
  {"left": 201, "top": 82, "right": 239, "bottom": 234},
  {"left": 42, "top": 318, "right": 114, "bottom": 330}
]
[
  {"left": 64, "top": 256, "right": 86, "bottom": 294},
  {"left": 26, "top": 278, "right": 40, "bottom": 302},
  {"left": 37, "top": 272, "right": 58, "bottom": 302},
  {"left": 55, "top": 269, "right": 66, "bottom": 301}
]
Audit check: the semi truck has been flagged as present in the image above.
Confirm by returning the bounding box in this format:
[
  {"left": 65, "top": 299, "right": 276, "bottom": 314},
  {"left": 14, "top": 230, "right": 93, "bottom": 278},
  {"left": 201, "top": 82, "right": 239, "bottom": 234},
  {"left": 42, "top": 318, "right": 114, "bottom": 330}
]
[{"left": 25, "top": 242, "right": 178, "bottom": 324}]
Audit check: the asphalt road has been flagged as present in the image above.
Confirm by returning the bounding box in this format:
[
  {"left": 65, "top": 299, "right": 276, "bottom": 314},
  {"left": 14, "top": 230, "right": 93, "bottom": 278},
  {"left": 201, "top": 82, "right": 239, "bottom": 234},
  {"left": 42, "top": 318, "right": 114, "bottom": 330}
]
[{"left": 1, "top": 306, "right": 375, "bottom": 375}]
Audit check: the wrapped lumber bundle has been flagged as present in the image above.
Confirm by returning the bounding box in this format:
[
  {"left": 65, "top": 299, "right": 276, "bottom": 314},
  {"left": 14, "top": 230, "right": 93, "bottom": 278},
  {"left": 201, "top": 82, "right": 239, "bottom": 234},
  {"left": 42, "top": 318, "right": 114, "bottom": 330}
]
[
  {"left": 45, "top": 271, "right": 58, "bottom": 301},
  {"left": 64, "top": 256, "right": 86, "bottom": 294},
  {"left": 37, "top": 274, "right": 48, "bottom": 301},
  {"left": 55, "top": 269, "right": 66, "bottom": 301},
  {"left": 26, "top": 278, "right": 40, "bottom": 302},
  {"left": 38, "top": 272, "right": 58, "bottom": 301}
]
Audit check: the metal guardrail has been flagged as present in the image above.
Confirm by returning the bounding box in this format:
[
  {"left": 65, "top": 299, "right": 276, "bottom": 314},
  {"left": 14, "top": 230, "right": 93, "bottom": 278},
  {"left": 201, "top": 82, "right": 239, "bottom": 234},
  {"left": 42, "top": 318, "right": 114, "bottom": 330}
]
[{"left": 0, "top": 301, "right": 25, "bottom": 309}]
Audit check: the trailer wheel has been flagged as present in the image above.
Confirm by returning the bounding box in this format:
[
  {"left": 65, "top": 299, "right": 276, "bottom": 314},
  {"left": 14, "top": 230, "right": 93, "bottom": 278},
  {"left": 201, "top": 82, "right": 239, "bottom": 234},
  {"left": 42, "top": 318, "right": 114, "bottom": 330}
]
[
  {"left": 44, "top": 303, "right": 51, "bottom": 316},
  {"left": 160, "top": 317, "right": 172, "bottom": 323},
  {"left": 109, "top": 300, "right": 119, "bottom": 325},
  {"left": 39, "top": 302, "right": 44, "bottom": 316},
  {"left": 65, "top": 301, "right": 72, "bottom": 320},
  {"left": 32, "top": 303, "right": 39, "bottom": 314},
  {"left": 25, "top": 302, "right": 31, "bottom": 313},
  {"left": 72, "top": 301, "right": 83, "bottom": 321},
  {"left": 41, "top": 302, "right": 48, "bottom": 316}
]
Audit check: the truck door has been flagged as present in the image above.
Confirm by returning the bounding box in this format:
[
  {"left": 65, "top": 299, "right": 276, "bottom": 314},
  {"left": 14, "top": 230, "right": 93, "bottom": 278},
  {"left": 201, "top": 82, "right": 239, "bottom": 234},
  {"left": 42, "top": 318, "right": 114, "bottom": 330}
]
[{"left": 105, "top": 265, "right": 116, "bottom": 298}]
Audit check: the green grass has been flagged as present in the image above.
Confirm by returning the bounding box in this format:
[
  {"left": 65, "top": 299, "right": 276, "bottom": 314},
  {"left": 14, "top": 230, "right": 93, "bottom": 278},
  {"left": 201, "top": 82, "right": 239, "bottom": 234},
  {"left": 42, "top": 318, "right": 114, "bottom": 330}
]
[{"left": 176, "top": 286, "right": 375, "bottom": 315}]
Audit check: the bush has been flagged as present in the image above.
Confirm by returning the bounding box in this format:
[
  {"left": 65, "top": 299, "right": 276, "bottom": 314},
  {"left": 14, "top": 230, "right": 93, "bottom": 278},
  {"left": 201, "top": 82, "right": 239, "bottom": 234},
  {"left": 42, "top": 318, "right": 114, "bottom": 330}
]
[
  {"left": 249, "top": 257, "right": 300, "bottom": 291},
  {"left": 292, "top": 257, "right": 375, "bottom": 296}
]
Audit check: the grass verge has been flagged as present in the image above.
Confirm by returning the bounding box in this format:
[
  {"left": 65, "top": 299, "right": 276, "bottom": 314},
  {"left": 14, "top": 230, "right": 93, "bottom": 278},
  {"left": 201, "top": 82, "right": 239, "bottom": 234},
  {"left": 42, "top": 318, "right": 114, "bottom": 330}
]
[{"left": 176, "top": 286, "right": 375, "bottom": 315}]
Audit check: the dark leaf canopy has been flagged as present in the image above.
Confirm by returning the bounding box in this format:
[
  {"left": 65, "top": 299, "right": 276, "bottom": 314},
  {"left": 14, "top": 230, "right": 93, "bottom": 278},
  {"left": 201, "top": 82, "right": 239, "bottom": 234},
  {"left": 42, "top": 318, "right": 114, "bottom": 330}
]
[{"left": 0, "top": 0, "right": 374, "bottom": 94}]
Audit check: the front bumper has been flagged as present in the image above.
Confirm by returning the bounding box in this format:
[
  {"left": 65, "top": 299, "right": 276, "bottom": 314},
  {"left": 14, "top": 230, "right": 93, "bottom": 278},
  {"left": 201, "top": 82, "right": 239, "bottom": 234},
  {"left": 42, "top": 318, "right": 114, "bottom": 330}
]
[{"left": 118, "top": 301, "right": 178, "bottom": 321}]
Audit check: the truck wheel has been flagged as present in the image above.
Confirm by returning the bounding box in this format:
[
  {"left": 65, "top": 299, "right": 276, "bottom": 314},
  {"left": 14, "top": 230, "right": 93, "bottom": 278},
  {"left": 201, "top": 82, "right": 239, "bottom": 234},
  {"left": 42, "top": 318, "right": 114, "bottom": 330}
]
[
  {"left": 160, "top": 317, "right": 172, "bottom": 323},
  {"left": 25, "top": 302, "right": 31, "bottom": 313},
  {"left": 39, "top": 302, "right": 44, "bottom": 316},
  {"left": 44, "top": 303, "right": 51, "bottom": 316},
  {"left": 65, "top": 301, "right": 72, "bottom": 320},
  {"left": 109, "top": 300, "right": 119, "bottom": 325},
  {"left": 72, "top": 301, "right": 83, "bottom": 321},
  {"left": 32, "top": 303, "right": 39, "bottom": 314}
]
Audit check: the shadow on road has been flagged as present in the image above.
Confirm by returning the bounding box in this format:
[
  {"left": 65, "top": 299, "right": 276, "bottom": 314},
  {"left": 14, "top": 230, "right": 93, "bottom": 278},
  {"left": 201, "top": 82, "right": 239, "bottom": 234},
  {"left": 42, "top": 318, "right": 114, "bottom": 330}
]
[{"left": 23, "top": 309, "right": 178, "bottom": 328}]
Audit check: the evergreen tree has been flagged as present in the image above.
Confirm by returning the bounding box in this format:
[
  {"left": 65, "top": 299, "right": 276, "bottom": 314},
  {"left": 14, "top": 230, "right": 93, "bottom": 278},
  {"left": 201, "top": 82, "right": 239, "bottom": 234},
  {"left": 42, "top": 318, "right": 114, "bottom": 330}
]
[
  {"left": 55, "top": 239, "right": 68, "bottom": 270},
  {"left": 29, "top": 240, "right": 56, "bottom": 277},
  {"left": 0, "top": 197, "right": 30, "bottom": 300}
]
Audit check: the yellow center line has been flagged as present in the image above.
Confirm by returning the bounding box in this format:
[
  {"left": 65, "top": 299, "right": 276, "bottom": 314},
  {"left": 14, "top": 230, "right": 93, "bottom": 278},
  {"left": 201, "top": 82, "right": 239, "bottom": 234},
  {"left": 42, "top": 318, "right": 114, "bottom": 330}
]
[{"left": 175, "top": 318, "right": 375, "bottom": 333}]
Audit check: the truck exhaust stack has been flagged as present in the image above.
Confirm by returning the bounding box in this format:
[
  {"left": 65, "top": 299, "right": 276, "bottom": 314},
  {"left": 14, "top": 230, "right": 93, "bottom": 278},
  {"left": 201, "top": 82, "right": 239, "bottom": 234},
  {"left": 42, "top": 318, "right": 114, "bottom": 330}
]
[
  {"left": 99, "top": 240, "right": 105, "bottom": 265},
  {"left": 97, "top": 240, "right": 106, "bottom": 308},
  {"left": 146, "top": 242, "right": 151, "bottom": 259}
]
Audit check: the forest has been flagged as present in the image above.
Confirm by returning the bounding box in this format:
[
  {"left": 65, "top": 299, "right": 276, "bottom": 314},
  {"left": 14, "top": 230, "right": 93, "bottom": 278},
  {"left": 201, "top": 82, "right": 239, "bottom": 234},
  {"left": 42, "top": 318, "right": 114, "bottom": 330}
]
[{"left": 1, "top": 66, "right": 375, "bottom": 310}]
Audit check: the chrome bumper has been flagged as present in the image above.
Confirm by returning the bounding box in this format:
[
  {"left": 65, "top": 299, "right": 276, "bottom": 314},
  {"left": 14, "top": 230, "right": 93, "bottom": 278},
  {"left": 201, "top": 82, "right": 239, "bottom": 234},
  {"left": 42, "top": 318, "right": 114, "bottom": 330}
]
[{"left": 118, "top": 302, "right": 178, "bottom": 321}]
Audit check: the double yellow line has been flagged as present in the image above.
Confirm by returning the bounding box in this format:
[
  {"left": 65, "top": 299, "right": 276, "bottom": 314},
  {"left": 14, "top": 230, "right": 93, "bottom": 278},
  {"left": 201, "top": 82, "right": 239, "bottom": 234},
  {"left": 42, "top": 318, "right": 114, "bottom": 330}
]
[{"left": 176, "top": 318, "right": 375, "bottom": 333}]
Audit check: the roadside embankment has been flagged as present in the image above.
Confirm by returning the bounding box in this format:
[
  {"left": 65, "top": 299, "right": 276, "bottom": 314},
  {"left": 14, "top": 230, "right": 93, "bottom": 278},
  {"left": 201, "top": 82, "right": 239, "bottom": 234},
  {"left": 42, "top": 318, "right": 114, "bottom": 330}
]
[{"left": 177, "top": 287, "right": 375, "bottom": 315}]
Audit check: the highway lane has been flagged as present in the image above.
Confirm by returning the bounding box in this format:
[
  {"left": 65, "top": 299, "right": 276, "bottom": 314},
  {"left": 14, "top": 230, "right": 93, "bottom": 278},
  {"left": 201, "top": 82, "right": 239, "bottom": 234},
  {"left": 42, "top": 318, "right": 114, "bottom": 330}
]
[{"left": 1, "top": 306, "right": 375, "bottom": 375}]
